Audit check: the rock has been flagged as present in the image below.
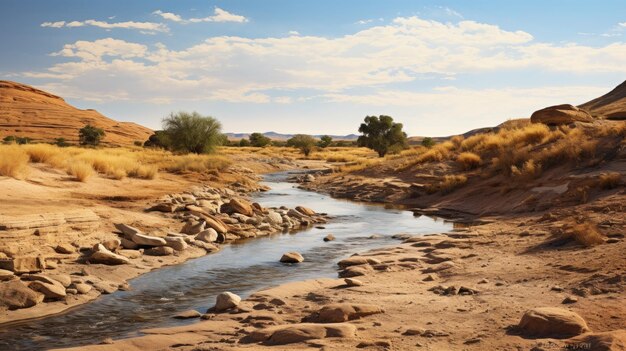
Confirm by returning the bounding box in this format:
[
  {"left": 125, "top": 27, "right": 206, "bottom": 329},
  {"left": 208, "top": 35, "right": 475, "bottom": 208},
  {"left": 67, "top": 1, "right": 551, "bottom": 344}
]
[
  {"left": 120, "top": 237, "right": 139, "bottom": 249},
  {"left": 55, "top": 243, "right": 75, "bottom": 254},
  {"left": 295, "top": 206, "right": 316, "bottom": 216},
  {"left": 458, "top": 286, "right": 479, "bottom": 295},
  {"left": 148, "top": 202, "right": 178, "bottom": 213},
  {"left": 478, "top": 278, "right": 489, "bottom": 284},
  {"left": 74, "top": 283, "right": 92, "bottom": 294},
  {"left": 562, "top": 296, "right": 579, "bottom": 304},
  {"left": 28, "top": 280, "right": 66, "bottom": 300},
  {"left": 214, "top": 292, "right": 241, "bottom": 312},
  {"left": 45, "top": 260, "right": 58, "bottom": 270},
  {"left": 131, "top": 233, "right": 167, "bottom": 246},
  {"left": 66, "top": 288, "right": 78, "bottom": 295},
  {"left": 49, "top": 274, "right": 72, "bottom": 288},
  {"left": 280, "top": 252, "right": 304, "bottom": 263},
  {"left": 323, "top": 234, "right": 336, "bottom": 242},
  {"left": 303, "top": 174, "right": 315, "bottom": 182},
  {"left": 266, "top": 211, "right": 283, "bottom": 225},
  {"left": 114, "top": 223, "right": 142, "bottom": 238},
  {"left": 90, "top": 244, "right": 130, "bottom": 265},
  {"left": 0, "top": 256, "right": 45, "bottom": 274},
  {"left": 518, "top": 307, "right": 590, "bottom": 338},
  {"left": 308, "top": 303, "right": 384, "bottom": 323},
  {"left": 201, "top": 214, "right": 230, "bottom": 234},
  {"left": 243, "top": 323, "right": 356, "bottom": 345},
  {"left": 102, "top": 238, "right": 121, "bottom": 251},
  {"left": 181, "top": 221, "right": 205, "bottom": 235},
  {"left": 339, "top": 265, "right": 373, "bottom": 278},
  {"left": 567, "top": 329, "right": 626, "bottom": 351},
  {"left": 145, "top": 246, "right": 174, "bottom": 256},
  {"left": 423, "top": 274, "right": 438, "bottom": 282},
  {"left": 92, "top": 281, "right": 117, "bottom": 294},
  {"left": 422, "top": 261, "right": 456, "bottom": 273},
  {"left": 192, "top": 241, "right": 220, "bottom": 252},
  {"left": 0, "top": 269, "right": 15, "bottom": 281},
  {"left": 226, "top": 198, "right": 254, "bottom": 217},
  {"left": 196, "top": 228, "right": 218, "bottom": 243},
  {"left": 173, "top": 309, "right": 202, "bottom": 319},
  {"left": 163, "top": 236, "right": 188, "bottom": 251},
  {"left": 0, "top": 281, "right": 44, "bottom": 309},
  {"left": 337, "top": 256, "right": 381, "bottom": 268},
  {"left": 119, "top": 249, "right": 142, "bottom": 259},
  {"left": 344, "top": 278, "right": 363, "bottom": 287},
  {"left": 530, "top": 104, "right": 594, "bottom": 125}
]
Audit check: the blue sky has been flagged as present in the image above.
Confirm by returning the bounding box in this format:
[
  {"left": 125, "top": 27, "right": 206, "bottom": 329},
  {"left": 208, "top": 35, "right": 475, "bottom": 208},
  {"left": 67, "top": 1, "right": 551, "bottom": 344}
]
[{"left": 1, "top": 0, "right": 625, "bottom": 136}]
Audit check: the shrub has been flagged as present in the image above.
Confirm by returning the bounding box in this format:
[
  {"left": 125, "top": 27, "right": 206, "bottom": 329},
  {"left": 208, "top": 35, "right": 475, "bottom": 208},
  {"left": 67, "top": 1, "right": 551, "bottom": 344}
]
[
  {"left": 162, "top": 112, "right": 222, "bottom": 154},
  {"left": 15, "top": 137, "right": 32, "bottom": 145},
  {"left": 287, "top": 134, "right": 316, "bottom": 156},
  {"left": 318, "top": 135, "right": 333, "bottom": 148},
  {"left": 421, "top": 137, "right": 435, "bottom": 148},
  {"left": 249, "top": 133, "right": 271, "bottom": 147},
  {"left": 128, "top": 165, "right": 158, "bottom": 180},
  {"left": 24, "top": 144, "right": 60, "bottom": 163},
  {"left": 133, "top": 140, "right": 143, "bottom": 147},
  {"left": 450, "top": 135, "right": 464, "bottom": 148},
  {"left": 561, "top": 222, "right": 604, "bottom": 247},
  {"left": 239, "top": 138, "right": 251, "bottom": 147},
  {"left": 143, "top": 131, "right": 171, "bottom": 149},
  {"left": 67, "top": 161, "right": 94, "bottom": 182},
  {"left": 427, "top": 175, "right": 468, "bottom": 194},
  {"left": 357, "top": 115, "right": 408, "bottom": 157},
  {"left": 598, "top": 172, "right": 621, "bottom": 189},
  {"left": 2, "top": 136, "right": 15, "bottom": 144},
  {"left": 54, "top": 138, "right": 69, "bottom": 147},
  {"left": 79, "top": 124, "right": 105, "bottom": 146},
  {"left": 0, "top": 145, "right": 29, "bottom": 178},
  {"left": 456, "top": 152, "right": 481, "bottom": 170}
]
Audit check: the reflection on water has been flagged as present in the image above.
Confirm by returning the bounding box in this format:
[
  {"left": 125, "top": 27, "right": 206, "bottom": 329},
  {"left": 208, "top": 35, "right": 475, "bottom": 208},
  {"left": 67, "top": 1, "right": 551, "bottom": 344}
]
[{"left": 0, "top": 171, "right": 451, "bottom": 350}]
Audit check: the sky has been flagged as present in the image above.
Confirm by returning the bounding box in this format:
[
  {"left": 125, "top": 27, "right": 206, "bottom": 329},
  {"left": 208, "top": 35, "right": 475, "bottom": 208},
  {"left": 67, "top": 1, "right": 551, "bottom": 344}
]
[{"left": 1, "top": 0, "right": 625, "bottom": 137}]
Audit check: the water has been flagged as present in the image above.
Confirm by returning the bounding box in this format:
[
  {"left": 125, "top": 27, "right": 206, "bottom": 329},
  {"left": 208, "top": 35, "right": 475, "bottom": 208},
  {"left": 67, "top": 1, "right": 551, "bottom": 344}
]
[{"left": 0, "top": 171, "right": 451, "bottom": 350}]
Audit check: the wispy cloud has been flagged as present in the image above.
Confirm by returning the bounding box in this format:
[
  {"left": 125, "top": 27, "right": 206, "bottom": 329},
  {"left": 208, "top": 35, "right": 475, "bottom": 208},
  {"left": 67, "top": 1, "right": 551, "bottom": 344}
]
[
  {"left": 153, "top": 7, "right": 248, "bottom": 24},
  {"left": 41, "top": 19, "right": 168, "bottom": 33}
]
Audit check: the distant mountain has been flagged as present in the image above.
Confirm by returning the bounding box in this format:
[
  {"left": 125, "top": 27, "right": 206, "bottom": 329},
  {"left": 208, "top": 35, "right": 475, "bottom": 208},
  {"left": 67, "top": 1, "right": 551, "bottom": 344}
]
[
  {"left": 225, "top": 131, "right": 360, "bottom": 141},
  {"left": 0, "top": 81, "right": 152, "bottom": 145}
]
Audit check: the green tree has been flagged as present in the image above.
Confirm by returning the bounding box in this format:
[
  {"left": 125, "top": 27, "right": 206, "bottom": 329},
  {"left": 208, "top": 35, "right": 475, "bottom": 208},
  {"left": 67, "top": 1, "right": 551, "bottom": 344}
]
[
  {"left": 2, "top": 136, "right": 15, "bottom": 144},
  {"left": 143, "top": 130, "right": 171, "bottom": 149},
  {"left": 162, "top": 111, "right": 222, "bottom": 154},
  {"left": 318, "top": 135, "right": 333, "bottom": 148},
  {"left": 421, "top": 137, "right": 435, "bottom": 148},
  {"left": 249, "top": 133, "right": 271, "bottom": 147},
  {"left": 79, "top": 124, "right": 105, "bottom": 146},
  {"left": 287, "top": 134, "right": 316, "bottom": 156},
  {"left": 357, "top": 115, "right": 407, "bottom": 157},
  {"left": 16, "top": 136, "right": 32, "bottom": 145},
  {"left": 54, "top": 138, "right": 69, "bottom": 147},
  {"left": 239, "top": 138, "right": 251, "bottom": 147}
]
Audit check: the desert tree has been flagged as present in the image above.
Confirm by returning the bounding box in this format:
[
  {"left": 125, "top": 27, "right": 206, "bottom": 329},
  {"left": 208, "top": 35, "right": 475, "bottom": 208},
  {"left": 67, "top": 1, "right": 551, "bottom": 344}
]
[
  {"left": 239, "top": 138, "right": 251, "bottom": 147},
  {"left": 318, "top": 135, "right": 333, "bottom": 148},
  {"left": 287, "top": 134, "right": 316, "bottom": 156},
  {"left": 79, "top": 124, "right": 105, "bottom": 146},
  {"left": 421, "top": 137, "right": 435, "bottom": 148},
  {"left": 162, "top": 112, "right": 222, "bottom": 154},
  {"left": 249, "top": 133, "right": 271, "bottom": 147},
  {"left": 357, "top": 115, "right": 407, "bottom": 157}
]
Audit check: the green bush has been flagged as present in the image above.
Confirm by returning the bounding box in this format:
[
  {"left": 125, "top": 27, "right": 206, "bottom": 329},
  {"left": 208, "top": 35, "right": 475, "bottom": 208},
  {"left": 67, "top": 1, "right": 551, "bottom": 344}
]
[
  {"left": 287, "top": 134, "right": 316, "bottom": 156},
  {"left": 249, "top": 133, "right": 271, "bottom": 147},
  {"left": 79, "top": 124, "right": 105, "bottom": 146},
  {"left": 357, "top": 115, "right": 408, "bottom": 157},
  {"left": 162, "top": 112, "right": 222, "bottom": 154}
]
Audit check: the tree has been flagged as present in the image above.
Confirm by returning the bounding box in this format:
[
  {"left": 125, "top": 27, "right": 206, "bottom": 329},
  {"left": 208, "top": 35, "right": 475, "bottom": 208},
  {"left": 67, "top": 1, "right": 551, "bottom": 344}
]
[
  {"left": 79, "top": 124, "right": 105, "bottom": 146},
  {"left": 357, "top": 115, "right": 407, "bottom": 157},
  {"left": 162, "top": 111, "right": 222, "bottom": 154},
  {"left": 318, "top": 135, "right": 333, "bottom": 148},
  {"left": 54, "top": 138, "right": 69, "bottom": 147},
  {"left": 287, "top": 134, "right": 316, "bottom": 156},
  {"left": 421, "top": 137, "right": 435, "bottom": 148},
  {"left": 143, "top": 130, "right": 171, "bottom": 149},
  {"left": 2, "top": 136, "right": 15, "bottom": 144},
  {"left": 239, "top": 138, "right": 251, "bottom": 147},
  {"left": 249, "top": 133, "right": 271, "bottom": 147}
]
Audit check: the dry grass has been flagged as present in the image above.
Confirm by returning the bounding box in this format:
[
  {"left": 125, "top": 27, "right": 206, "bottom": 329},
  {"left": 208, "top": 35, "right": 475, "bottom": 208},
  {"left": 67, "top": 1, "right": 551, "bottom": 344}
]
[
  {"left": 598, "top": 172, "right": 622, "bottom": 189},
  {"left": 456, "top": 152, "right": 481, "bottom": 170},
  {"left": 561, "top": 222, "right": 605, "bottom": 247},
  {"left": 427, "top": 175, "right": 468, "bottom": 194},
  {"left": 67, "top": 161, "right": 93, "bottom": 182},
  {"left": 0, "top": 145, "right": 29, "bottom": 178}
]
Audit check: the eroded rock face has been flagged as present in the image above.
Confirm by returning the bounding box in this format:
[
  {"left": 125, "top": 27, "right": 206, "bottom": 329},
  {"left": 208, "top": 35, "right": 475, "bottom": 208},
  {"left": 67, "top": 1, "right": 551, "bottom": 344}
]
[
  {"left": 530, "top": 104, "right": 594, "bottom": 125},
  {"left": 337, "top": 256, "right": 381, "bottom": 268},
  {"left": 131, "top": 233, "right": 167, "bottom": 247},
  {"left": 280, "top": 252, "right": 304, "bottom": 263},
  {"left": 163, "top": 236, "right": 188, "bottom": 251},
  {"left": 214, "top": 292, "right": 241, "bottom": 312},
  {"left": 0, "top": 256, "right": 45, "bottom": 274},
  {"left": 308, "top": 303, "right": 384, "bottom": 323},
  {"left": 243, "top": 323, "right": 356, "bottom": 345},
  {"left": 518, "top": 307, "right": 590, "bottom": 338},
  {"left": 28, "top": 280, "right": 66, "bottom": 300},
  {"left": 567, "top": 329, "right": 626, "bottom": 351},
  {"left": 0, "top": 281, "right": 44, "bottom": 309}
]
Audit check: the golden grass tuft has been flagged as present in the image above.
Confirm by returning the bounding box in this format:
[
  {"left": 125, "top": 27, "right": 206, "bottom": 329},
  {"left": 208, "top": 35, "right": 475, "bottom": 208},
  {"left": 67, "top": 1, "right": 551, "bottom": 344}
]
[
  {"left": 598, "top": 172, "right": 621, "bottom": 190},
  {"left": 0, "top": 145, "right": 29, "bottom": 178},
  {"left": 456, "top": 152, "right": 481, "bottom": 170},
  {"left": 67, "top": 161, "right": 94, "bottom": 182},
  {"left": 427, "top": 175, "right": 468, "bottom": 194},
  {"left": 561, "top": 222, "right": 605, "bottom": 247},
  {"left": 23, "top": 144, "right": 61, "bottom": 163}
]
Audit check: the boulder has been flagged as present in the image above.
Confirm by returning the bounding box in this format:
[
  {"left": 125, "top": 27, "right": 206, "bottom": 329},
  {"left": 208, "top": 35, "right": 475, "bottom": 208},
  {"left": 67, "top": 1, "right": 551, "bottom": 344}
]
[
  {"left": 229, "top": 198, "right": 254, "bottom": 216},
  {"left": 338, "top": 265, "right": 373, "bottom": 278},
  {"left": 145, "top": 246, "right": 174, "bottom": 256},
  {"left": 344, "top": 278, "right": 363, "bottom": 287},
  {"left": 266, "top": 211, "right": 283, "bottom": 225},
  {"left": 280, "top": 252, "right": 304, "bottom": 263},
  {"left": 74, "top": 283, "right": 92, "bottom": 294},
  {"left": 55, "top": 243, "right": 75, "bottom": 254},
  {"left": 89, "top": 244, "right": 130, "bottom": 265},
  {"left": 323, "top": 234, "right": 335, "bottom": 242},
  {"left": 518, "top": 307, "right": 590, "bottom": 338},
  {"left": 120, "top": 237, "right": 139, "bottom": 250},
  {"left": 148, "top": 202, "right": 178, "bottom": 213},
  {"left": 163, "top": 236, "right": 188, "bottom": 251},
  {"left": 173, "top": 310, "right": 202, "bottom": 319},
  {"left": 0, "top": 281, "right": 44, "bottom": 309},
  {"left": 295, "top": 206, "right": 316, "bottom": 216},
  {"left": 337, "top": 256, "right": 381, "bottom": 268},
  {"left": 119, "top": 249, "right": 142, "bottom": 259},
  {"left": 243, "top": 323, "right": 356, "bottom": 345},
  {"left": 28, "top": 280, "right": 66, "bottom": 300},
  {"left": 199, "top": 214, "right": 229, "bottom": 234},
  {"left": 0, "top": 256, "right": 45, "bottom": 274},
  {"left": 49, "top": 274, "right": 72, "bottom": 288},
  {"left": 131, "top": 233, "right": 167, "bottom": 247},
  {"left": 214, "top": 291, "right": 241, "bottom": 311},
  {"left": 192, "top": 241, "right": 220, "bottom": 252},
  {"left": 309, "top": 303, "right": 384, "bottom": 323},
  {"left": 530, "top": 104, "right": 594, "bottom": 125},
  {"left": 181, "top": 221, "right": 205, "bottom": 235},
  {"left": 102, "top": 238, "right": 121, "bottom": 251},
  {"left": 196, "top": 229, "right": 218, "bottom": 243},
  {"left": 0, "top": 269, "right": 15, "bottom": 281},
  {"left": 114, "top": 223, "right": 142, "bottom": 238},
  {"left": 567, "top": 329, "right": 626, "bottom": 351}
]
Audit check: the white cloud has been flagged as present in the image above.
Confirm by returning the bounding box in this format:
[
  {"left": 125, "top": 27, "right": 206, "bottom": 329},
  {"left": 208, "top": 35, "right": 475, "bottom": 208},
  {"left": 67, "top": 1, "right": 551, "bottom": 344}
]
[
  {"left": 153, "top": 7, "right": 248, "bottom": 24},
  {"left": 288, "top": 31, "right": 300, "bottom": 36},
  {"left": 620, "top": 22, "right": 626, "bottom": 28},
  {"left": 40, "top": 19, "right": 168, "bottom": 33},
  {"left": 356, "top": 19, "right": 374, "bottom": 25}
]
